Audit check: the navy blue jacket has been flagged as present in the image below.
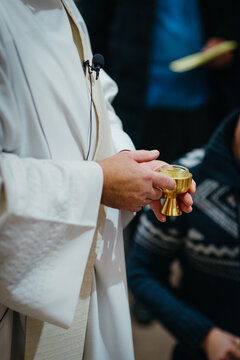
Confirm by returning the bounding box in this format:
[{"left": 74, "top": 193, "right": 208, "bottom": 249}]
[{"left": 127, "top": 110, "right": 240, "bottom": 359}]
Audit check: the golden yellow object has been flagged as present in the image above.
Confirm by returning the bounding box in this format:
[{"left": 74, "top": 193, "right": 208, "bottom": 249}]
[
  {"left": 158, "top": 165, "right": 192, "bottom": 216},
  {"left": 169, "top": 40, "right": 238, "bottom": 73}
]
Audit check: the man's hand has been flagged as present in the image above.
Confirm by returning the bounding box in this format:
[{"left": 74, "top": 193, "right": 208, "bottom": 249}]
[
  {"left": 202, "top": 327, "right": 240, "bottom": 360},
  {"left": 98, "top": 150, "right": 175, "bottom": 213},
  {"left": 97, "top": 150, "right": 195, "bottom": 221}
]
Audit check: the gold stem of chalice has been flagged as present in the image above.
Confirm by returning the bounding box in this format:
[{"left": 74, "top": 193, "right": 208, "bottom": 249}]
[{"left": 158, "top": 165, "right": 192, "bottom": 216}]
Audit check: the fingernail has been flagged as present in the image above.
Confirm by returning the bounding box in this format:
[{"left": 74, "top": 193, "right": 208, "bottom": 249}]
[{"left": 151, "top": 150, "right": 159, "bottom": 156}]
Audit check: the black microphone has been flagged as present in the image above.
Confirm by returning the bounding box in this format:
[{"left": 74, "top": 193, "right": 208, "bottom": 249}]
[
  {"left": 84, "top": 53, "right": 104, "bottom": 80},
  {"left": 92, "top": 54, "right": 104, "bottom": 79}
]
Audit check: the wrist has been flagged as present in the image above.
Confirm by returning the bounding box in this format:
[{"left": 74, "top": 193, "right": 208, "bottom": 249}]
[{"left": 201, "top": 327, "right": 218, "bottom": 353}]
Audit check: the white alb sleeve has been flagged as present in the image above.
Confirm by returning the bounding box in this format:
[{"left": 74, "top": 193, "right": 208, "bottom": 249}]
[{"left": 0, "top": 154, "right": 103, "bottom": 328}]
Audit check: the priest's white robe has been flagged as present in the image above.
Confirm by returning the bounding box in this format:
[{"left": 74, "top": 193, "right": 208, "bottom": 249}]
[{"left": 0, "top": 1, "right": 135, "bottom": 359}]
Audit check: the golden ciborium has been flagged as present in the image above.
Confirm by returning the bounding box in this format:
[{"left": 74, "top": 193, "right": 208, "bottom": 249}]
[{"left": 158, "top": 165, "right": 192, "bottom": 216}]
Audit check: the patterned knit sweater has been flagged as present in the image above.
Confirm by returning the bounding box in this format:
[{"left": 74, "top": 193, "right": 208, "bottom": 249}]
[{"left": 127, "top": 110, "right": 240, "bottom": 359}]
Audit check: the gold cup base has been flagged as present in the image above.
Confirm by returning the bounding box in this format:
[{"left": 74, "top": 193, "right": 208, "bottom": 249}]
[{"left": 161, "top": 197, "right": 182, "bottom": 216}]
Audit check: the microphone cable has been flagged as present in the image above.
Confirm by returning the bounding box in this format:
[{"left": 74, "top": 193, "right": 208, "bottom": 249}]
[{"left": 84, "top": 54, "right": 104, "bottom": 160}]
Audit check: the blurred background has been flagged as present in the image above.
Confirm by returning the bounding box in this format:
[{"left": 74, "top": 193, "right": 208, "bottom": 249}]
[
  {"left": 130, "top": 293, "right": 176, "bottom": 360},
  {"left": 77, "top": 1, "right": 240, "bottom": 359}
]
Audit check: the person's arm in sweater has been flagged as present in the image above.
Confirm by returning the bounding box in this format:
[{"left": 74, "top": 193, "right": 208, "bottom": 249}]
[
  {"left": 127, "top": 207, "right": 214, "bottom": 353},
  {"left": 128, "top": 204, "right": 240, "bottom": 360}
]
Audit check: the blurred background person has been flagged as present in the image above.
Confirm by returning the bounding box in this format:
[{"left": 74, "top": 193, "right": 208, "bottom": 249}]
[
  {"left": 78, "top": 0, "right": 240, "bottom": 162},
  {"left": 78, "top": 0, "right": 240, "bottom": 327},
  {"left": 127, "top": 109, "right": 240, "bottom": 360},
  {"left": 78, "top": 0, "right": 240, "bottom": 330}
]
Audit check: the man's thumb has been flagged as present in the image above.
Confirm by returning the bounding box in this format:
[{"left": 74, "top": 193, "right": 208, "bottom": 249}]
[{"left": 131, "top": 150, "right": 160, "bottom": 163}]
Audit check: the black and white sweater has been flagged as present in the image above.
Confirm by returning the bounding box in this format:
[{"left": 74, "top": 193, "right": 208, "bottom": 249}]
[{"left": 128, "top": 110, "right": 240, "bottom": 360}]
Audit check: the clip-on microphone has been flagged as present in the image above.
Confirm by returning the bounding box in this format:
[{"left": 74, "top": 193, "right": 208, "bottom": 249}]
[
  {"left": 84, "top": 53, "right": 105, "bottom": 80},
  {"left": 83, "top": 54, "right": 104, "bottom": 160}
]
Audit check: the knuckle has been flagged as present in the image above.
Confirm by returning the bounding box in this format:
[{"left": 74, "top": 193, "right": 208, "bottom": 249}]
[
  {"left": 143, "top": 172, "right": 152, "bottom": 183},
  {"left": 140, "top": 188, "right": 150, "bottom": 199},
  {"left": 152, "top": 190, "right": 162, "bottom": 201},
  {"left": 157, "top": 174, "right": 172, "bottom": 189}
]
